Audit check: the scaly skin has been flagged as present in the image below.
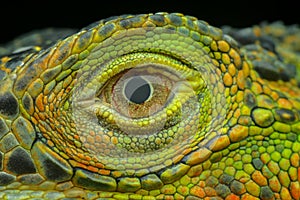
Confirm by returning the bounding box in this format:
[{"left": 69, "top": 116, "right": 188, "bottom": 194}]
[{"left": 0, "top": 13, "right": 299, "bottom": 200}]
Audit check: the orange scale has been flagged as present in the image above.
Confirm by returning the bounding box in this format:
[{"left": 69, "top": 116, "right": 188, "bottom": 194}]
[
  {"left": 217, "top": 40, "right": 230, "bottom": 52},
  {"left": 236, "top": 91, "right": 244, "bottom": 103},
  {"left": 277, "top": 98, "right": 293, "bottom": 110},
  {"left": 251, "top": 171, "right": 267, "bottom": 186},
  {"left": 203, "top": 186, "right": 217, "bottom": 196},
  {"left": 85, "top": 155, "right": 92, "bottom": 162},
  {"left": 35, "top": 93, "right": 45, "bottom": 112},
  {"left": 262, "top": 85, "right": 272, "bottom": 95},
  {"left": 111, "top": 136, "right": 118, "bottom": 145},
  {"left": 33, "top": 112, "right": 40, "bottom": 121},
  {"left": 225, "top": 194, "right": 240, "bottom": 200},
  {"left": 46, "top": 139, "right": 55, "bottom": 147},
  {"left": 99, "top": 169, "right": 111, "bottom": 175},
  {"left": 172, "top": 154, "right": 184, "bottom": 164},
  {"left": 228, "top": 63, "right": 237, "bottom": 76},
  {"left": 209, "top": 135, "right": 230, "bottom": 152},
  {"left": 233, "top": 108, "right": 241, "bottom": 119},
  {"left": 190, "top": 185, "right": 206, "bottom": 198},
  {"left": 182, "top": 147, "right": 192, "bottom": 156},
  {"left": 49, "top": 103, "right": 54, "bottom": 112},
  {"left": 187, "top": 148, "right": 211, "bottom": 165},
  {"left": 69, "top": 160, "right": 87, "bottom": 169},
  {"left": 238, "top": 116, "right": 251, "bottom": 125},
  {"left": 270, "top": 91, "right": 280, "bottom": 101},
  {"left": 55, "top": 90, "right": 63, "bottom": 99},
  {"left": 163, "top": 195, "right": 174, "bottom": 200},
  {"left": 241, "top": 194, "right": 259, "bottom": 200},
  {"left": 290, "top": 182, "right": 300, "bottom": 200},
  {"left": 87, "top": 165, "right": 98, "bottom": 173},
  {"left": 56, "top": 126, "right": 65, "bottom": 135},
  {"left": 221, "top": 53, "right": 231, "bottom": 65},
  {"left": 111, "top": 171, "right": 122, "bottom": 178},
  {"left": 73, "top": 134, "right": 80, "bottom": 141},
  {"left": 95, "top": 134, "right": 102, "bottom": 143},
  {"left": 95, "top": 162, "right": 105, "bottom": 169},
  {"left": 65, "top": 147, "right": 74, "bottom": 156},
  {"left": 290, "top": 153, "right": 299, "bottom": 167},
  {"left": 42, "top": 95, "right": 48, "bottom": 104},
  {"left": 223, "top": 72, "right": 233, "bottom": 87},
  {"left": 38, "top": 112, "right": 46, "bottom": 121},
  {"left": 229, "top": 48, "right": 242, "bottom": 67},
  {"left": 88, "top": 130, "right": 95, "bottom": 136},
  {"left": 76, "top": 152, "right": 86, "bottom": 160},
  {"left": 107, "top": 131, "right": 114, "bottom": 136},
  {"left": 56, "top": 109, "right": 61, "bottom": 116},
  {"left": 37, "top": 124, "right": 47, "bottom": 133},
  {"left": 220, "top": 63, "right": 227, "bottom": 73},
  {"left": 280, "top": 187, "right": 293, "bottom": 200}
]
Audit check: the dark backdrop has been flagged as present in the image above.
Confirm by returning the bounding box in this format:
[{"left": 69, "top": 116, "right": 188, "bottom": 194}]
[{"left": 1, "top": 1, "right": 298, "bottom": 44}]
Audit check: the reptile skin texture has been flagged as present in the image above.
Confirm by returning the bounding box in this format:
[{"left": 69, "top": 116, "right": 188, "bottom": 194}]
[{"left": 0, "top": 13, "right": 299, "bottom": 200}]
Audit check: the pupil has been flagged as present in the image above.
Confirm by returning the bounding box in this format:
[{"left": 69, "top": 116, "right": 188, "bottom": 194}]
[{"left": 124, "top": 76, "right": 151, "bottom": 104}]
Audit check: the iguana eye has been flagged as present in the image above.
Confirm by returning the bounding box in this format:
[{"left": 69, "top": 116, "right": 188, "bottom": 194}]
[
  {"left": 96, "top": 59, "right": 201, "bottom": 136},
  {"left": 74, "top": 52, "right": 204, "bottom": 150},
  {"left": 65, "top": 24, "right": 228, "bottom": 175}
]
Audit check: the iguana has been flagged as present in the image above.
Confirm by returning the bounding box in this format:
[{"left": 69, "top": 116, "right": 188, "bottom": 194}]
[{"left": 0, "top": 12, "right": 299, "bottom": 200}]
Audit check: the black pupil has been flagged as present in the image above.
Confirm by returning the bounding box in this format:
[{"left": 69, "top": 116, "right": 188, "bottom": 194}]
[{"left": 124, "top": 76, "right": 151, "bottom": 104}]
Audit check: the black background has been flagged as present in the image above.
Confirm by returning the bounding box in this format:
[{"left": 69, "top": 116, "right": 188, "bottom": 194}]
[{"left": 0, "top": 1, "right": 298, "bottom": 44}]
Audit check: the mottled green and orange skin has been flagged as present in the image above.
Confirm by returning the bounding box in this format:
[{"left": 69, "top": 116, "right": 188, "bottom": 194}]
[{"left": 0, "top": 13, "right": 299, "bottom": 200}]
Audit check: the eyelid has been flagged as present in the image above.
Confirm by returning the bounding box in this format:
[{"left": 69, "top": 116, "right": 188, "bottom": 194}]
[{"left": 74, "top": 52, "right": 195, "bottom": 102}]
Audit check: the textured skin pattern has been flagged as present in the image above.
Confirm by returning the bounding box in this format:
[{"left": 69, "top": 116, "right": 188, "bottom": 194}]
[{"left": 0, "top": 13, "right": 299, "bottom": 199}]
